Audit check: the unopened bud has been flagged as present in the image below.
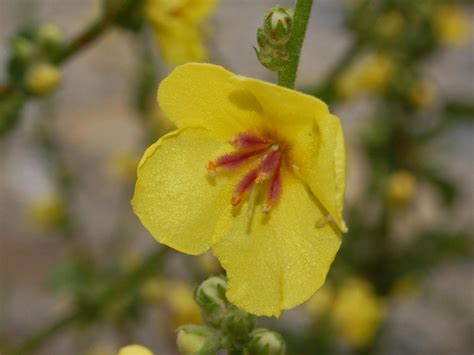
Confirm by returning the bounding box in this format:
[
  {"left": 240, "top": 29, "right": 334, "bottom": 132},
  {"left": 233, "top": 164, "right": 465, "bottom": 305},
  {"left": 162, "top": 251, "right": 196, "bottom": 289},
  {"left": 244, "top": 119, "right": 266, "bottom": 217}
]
[
  {"left": 263, "top": 6, "right": 293, "bottom": 47},
  {"left": 25, "top": 62, "right": 61, "bottom": 95},
  {"left": 247, "top": 329, "right": 286, "bottom": 355},
  {"left": 222, "top": 308, "right": 256, "bottom": 347},
  {"left": 177, "top": 325, "right": 219, "bottom": 355},
  {"left": 255, "top": 46, "right": 289, "bottom": 72},
  {"left": 118, "top": 344, "right": 153, "bottom": 355},
  {"left": 255, "top": 6, "right": 293, "bottom": 72},
  {"left": 37, "top": 24, "right": 64, "bottom": 49},
  {"left": 387, "top": 170, "right": 416, "bottom": 206},
  {"left": 194, "top": 276, "right": 228, "bottom": 326},
  {"left": 11, "top": 37, "right": 36, "bottom": 62}
]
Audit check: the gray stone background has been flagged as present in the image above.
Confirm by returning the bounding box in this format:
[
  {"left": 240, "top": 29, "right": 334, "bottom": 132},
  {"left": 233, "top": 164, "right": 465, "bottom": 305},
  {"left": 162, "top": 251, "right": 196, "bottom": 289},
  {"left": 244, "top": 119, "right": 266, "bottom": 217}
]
[{"left": 0, "top": 0, "right": 473, "bottom": 354}]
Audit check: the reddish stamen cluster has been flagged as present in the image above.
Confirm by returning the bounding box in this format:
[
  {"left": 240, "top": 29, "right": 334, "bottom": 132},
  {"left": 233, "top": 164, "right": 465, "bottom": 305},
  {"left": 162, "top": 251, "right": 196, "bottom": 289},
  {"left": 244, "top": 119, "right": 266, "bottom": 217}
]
[{"left": 207, "top": 132, "right": 285, "bottom": 212}]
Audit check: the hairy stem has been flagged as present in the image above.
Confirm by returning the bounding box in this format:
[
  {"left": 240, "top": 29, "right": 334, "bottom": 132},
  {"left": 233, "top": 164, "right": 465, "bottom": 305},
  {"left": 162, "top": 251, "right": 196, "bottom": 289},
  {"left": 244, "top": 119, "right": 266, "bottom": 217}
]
[{"left": 277, "top": 0, "right": 314, "bottom": 89}]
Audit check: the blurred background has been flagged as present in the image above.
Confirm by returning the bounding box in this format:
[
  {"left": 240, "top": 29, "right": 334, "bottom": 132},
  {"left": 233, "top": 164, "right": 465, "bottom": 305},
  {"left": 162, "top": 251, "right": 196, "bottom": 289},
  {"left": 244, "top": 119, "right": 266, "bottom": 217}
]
[{"left": 0, "top": 0, "right": 472, "bottom": 354}]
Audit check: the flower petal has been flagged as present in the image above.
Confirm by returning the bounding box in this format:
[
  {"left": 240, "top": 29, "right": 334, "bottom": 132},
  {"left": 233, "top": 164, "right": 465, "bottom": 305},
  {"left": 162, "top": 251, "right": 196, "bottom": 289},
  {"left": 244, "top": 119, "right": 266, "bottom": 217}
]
[
  {"left": 229, "top": 75, "right": 329, "bottom": 132},
  {"left": 158, "top": 63, "right": 262, "bottom": 138},
  {"left": 294, "top": 114, "right": 347, "bottom": 231},
  {"left": 154, "top": 27, "right": 208, "bottom": 65},
  {"left": 132, "top": 127, "right": 236, "bottom": 255},
  {"left": 230, "top": 76, "right": 347, "bottom": 230},
  {"left": 212, "top": 171, "right": 341, "bottom": 316}
]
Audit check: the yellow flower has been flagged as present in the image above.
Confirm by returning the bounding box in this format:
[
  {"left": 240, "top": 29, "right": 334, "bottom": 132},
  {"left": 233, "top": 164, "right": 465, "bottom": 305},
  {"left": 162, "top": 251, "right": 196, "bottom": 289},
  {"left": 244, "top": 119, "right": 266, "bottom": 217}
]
[
  {"left": 118, "top": 345, "right": 153, "bottom": 355},
  {"left": 434, "top": 5, "right": 470, "bottom": 46},
  {"left": 304, "top": 284, "right": 334, "bottom": 319},
  {"left": 165, "top": 282, "right": 202, "bottom": 327},
  {"left": 332, "top": 278, "right": 385, "bottom": 348},
  {"left": 387, "top": 170, "right": 416, "bottom": 206},
  {"left": 28, "top": 195, "right": 66, "bottom": 231},
  {"left": 146, "top": 0, "right": 217, "bottom": 65},
  {"left": 409, "top": 80, "right": 436, "bottom": 109},
  {"left": 25, "top": 62, "right": 61, "bottom": 95},
  {"left": 132, "top": 63, "right": 347, "bottom": 316},
  {"left": 337, "top": 53, "right": 394, "bottom": 99}
]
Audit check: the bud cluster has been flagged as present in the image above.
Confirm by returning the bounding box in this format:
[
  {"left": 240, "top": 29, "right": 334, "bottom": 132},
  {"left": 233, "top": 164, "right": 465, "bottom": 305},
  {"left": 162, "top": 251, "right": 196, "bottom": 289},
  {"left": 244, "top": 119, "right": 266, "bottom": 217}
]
[
  {"left": 9, "top": 24, "right": 65, "bottom": 96},
  {"left": 255, "top": 6, "right": 294, "bottom": 72},
  {"left": 176, "top": 276, "right": 286, "bottom": 354}
]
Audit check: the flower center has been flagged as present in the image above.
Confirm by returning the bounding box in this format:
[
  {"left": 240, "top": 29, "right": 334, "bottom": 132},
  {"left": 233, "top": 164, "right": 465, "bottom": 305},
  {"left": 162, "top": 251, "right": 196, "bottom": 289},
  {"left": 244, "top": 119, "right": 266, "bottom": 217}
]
[{"left": 207, "top": 132, "right": 287, "bottom": 213}]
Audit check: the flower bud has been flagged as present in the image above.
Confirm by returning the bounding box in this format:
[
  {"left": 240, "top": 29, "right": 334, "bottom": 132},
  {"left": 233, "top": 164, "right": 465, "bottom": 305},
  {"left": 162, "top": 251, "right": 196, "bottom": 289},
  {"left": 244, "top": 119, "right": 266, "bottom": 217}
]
[
  {"left": 387, "top": 170, "right": 416, "bottom": 206},
  {"left": 222, "top": 308, "right": 256, "bottom": 347},
  {"left": 255, "top": 6, "right": 293, "bottom": 71},
  {"left": 177, "top": 325, "right": 219, "bottom": 355},
  {"left": 11, "top": 37, "right": 36, "bottom": 62},
  {"left": 193, "top": 276, "right": 228, "bottom": 326},
  {"left": 263, "top": 6, "right": 293, "bottom": 47},
  {"left": 118, "top": 344, "right": 153, "bottom": 355},
  {"left": 37, "top": 24, "right": 64, "bottom": 49},
  {"left": 247, "top": 329, "right": 286, "bottom": 355},
  {"left": 25, "top": 62, "right": 61, "bottom": 95}
]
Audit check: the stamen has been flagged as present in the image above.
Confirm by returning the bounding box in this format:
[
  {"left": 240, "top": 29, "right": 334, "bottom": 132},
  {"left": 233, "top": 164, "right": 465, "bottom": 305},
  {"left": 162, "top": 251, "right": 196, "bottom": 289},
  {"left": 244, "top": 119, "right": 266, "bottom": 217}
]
[
  {"left": 231, "top": 168, "right": 259, "bottom": 206},
  {"left": 263, "top": 162, "right": 282, "bottom": 213},
  {"left": 209, "top": 146, "right": 268, "bottom": 173},
  {"left": 230, "top": 133, "right": 269, "bottom": 148}
]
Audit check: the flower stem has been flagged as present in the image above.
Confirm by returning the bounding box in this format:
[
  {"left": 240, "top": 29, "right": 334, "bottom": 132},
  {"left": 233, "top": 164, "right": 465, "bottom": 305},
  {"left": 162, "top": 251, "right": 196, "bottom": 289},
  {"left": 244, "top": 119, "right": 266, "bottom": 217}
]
[{"left": 277, "top": 0, "right": 314, "bottom": 89}]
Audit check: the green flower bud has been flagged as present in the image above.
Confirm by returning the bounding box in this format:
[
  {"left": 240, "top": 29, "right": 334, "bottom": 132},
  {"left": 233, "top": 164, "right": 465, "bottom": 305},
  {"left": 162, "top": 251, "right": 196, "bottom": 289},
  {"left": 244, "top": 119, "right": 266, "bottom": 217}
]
[
  {"left": 194, "top": 276, "right": 228, "bottom": 326},
  {"left": 247, "top": 329, "right": 286, "bottom": 355},
  {"left": 177, "top": 325, "right": 220, "bottom": 355},
  {"left": 255, "top": 46, "right": 289, "bottom": 72},
  {"left": 263, "top": 6, "right": 293, "bottom": 47},
  {"left": 222, "top": 308, "right": 256, "bottom": 347},
  {"left": 37, "top": 24, "right": 64, "bottom": 49},
  {"left": 11, "top": 37, "right": 36, "bottom": 62}
]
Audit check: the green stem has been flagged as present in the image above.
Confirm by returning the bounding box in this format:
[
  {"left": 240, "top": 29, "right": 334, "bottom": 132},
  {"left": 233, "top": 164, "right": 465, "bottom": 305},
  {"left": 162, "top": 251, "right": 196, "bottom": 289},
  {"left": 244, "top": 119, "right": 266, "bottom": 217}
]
[{"left": 277, "top": 0, "right": 314, "bottom": 89}]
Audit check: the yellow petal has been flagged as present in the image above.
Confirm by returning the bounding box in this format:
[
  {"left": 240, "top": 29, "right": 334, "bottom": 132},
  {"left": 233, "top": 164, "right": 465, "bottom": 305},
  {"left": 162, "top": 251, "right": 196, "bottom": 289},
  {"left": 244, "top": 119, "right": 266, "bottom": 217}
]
[
  {"left": 154, "top": 26, "right": 207, "bottom": 65},
  {"left": 183, "top": 0, "right": 218, "bottom": 23},
  {"left": 229, "top": 76, "right": 346, "bottom": 230},
  {"left": 229, "top": 75, "right": 329, "bottom": 133},
  {"left": 212, "top": 171, "right": 342, "bottom": 316},
  {"left": 157, "top": 63, "right": 261, "bottom": 138},
  {"left": 118, "top": 345, "right": 153, "bottom": 355},
  {"left": 297, "top": 114, "right": 347, "bottom": 231},
  {"left": 132, "top": 127, "right": 236, "bottom": 255}
]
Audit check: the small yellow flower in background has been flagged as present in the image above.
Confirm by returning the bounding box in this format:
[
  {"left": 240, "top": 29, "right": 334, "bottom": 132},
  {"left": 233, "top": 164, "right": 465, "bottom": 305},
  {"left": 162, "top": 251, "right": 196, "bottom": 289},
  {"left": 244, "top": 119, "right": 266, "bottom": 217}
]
[
  {"left": 434, "top": 5, "right": 470, "bottom": 46},
  {"left": 25, "top": 62, "right": 61, "bottom": 95},
  {"left": 332, "top": 278, "right": 385, "bottom": 348},
  {"left": 28, "top": 195, "right": 66, "bottom": 231},
  {"left": 304, "top": 284, "right": 334, "bottom": 319},
  {"left": 146, "top": 0, "right": 217, "bottom": 65},
  {"left": 165, "top": 282, "right": 202, "bottom": 327},
  {"left": 141, "top": 279, "right": 167, "bottom": 303},
  {"left": 118, "top": 344, "right": 153, "bottom": 355},
  {"left": 387, "top": 170, "right": 417, "bottom": 206},
  {"left": 409, "top": 80, "right": 436, "bottom": 109},
  {"left": 337, "top": 53, "right": 394, "bottom": 99},
  {"left": 108, "top": 151, "right": 141, "bottom": 183},
  {"left": 132, "top": 63, "right": 347, "bottom": 316}
]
